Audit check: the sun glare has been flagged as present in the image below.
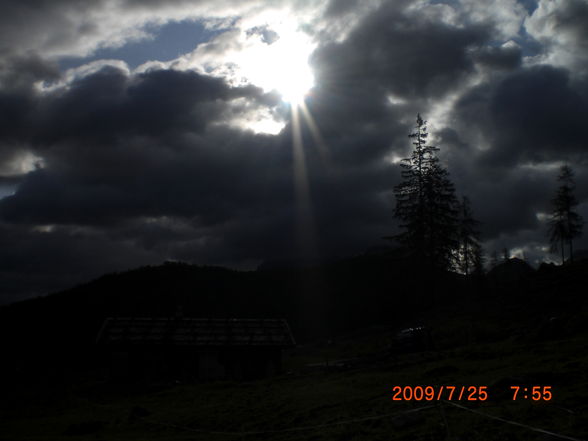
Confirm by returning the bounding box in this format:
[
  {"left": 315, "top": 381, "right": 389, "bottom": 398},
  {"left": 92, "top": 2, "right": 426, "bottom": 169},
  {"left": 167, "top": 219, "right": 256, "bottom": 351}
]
[{"left": 237, "top": 23, "right": 315, "bottom": 105}]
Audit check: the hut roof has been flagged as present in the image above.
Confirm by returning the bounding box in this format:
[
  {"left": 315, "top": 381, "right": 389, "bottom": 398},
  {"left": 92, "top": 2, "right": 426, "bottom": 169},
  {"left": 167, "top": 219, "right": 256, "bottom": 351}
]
[{"left": 96, "top": 317, "right": 295, "bottom": 347}]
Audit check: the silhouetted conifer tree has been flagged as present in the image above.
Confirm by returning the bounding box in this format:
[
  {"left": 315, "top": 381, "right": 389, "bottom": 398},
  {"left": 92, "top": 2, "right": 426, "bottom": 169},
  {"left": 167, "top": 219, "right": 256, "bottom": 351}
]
[
  {"left": 548, "top": 165, "right": 583, "bottom": 264},
  {"left": 456, "top": 196, "right": 483, "bottom": 275},
  {"left": 393, "top": 114, "right": 459, "bottom": 270}
]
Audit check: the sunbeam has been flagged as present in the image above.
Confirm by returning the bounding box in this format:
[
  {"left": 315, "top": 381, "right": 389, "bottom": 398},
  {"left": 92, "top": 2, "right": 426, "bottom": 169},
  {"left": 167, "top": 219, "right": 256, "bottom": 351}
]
[
  {"left": 298, "top": 100, "right": 330, "bottom": 165},
  {"left": 291, "top": 104, "right": 318, "bottom": 259}
]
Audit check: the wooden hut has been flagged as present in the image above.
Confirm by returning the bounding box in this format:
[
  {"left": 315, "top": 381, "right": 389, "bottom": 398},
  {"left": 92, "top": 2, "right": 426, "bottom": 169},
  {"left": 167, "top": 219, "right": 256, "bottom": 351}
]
[{"left": 96, "top": 317, "right": 295, "bottom": 381}]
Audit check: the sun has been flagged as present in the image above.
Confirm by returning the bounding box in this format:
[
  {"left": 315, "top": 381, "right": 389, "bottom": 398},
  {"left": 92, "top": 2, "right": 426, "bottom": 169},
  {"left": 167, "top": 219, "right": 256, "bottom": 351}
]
[
  {"left": 237, "top": 22, "right": 315, "bottom": 105},
  {"left": 272, "top": 56, "right": 314, "bottom": 105},
  {"left": 267, "top": 32, "right": 315, "bottom": 104}
]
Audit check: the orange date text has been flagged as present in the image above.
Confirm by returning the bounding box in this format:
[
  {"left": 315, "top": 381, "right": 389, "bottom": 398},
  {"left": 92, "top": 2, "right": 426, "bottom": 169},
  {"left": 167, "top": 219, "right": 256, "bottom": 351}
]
[{"left": 392, "top": 386, "right": 488, "bottom": 401}]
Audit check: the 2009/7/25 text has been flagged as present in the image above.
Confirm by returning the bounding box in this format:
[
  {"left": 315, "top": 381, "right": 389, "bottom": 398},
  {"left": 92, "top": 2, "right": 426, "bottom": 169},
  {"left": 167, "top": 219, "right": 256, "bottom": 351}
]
[{"left": 392, "top": 386, "right": 488, "bottom": 401}]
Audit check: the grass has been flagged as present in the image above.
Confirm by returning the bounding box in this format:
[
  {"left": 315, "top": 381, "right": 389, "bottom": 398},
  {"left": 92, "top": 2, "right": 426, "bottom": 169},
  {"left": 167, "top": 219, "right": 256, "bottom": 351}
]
[{"left": 2, "top": 322, "right": 588, "bottom": 441}]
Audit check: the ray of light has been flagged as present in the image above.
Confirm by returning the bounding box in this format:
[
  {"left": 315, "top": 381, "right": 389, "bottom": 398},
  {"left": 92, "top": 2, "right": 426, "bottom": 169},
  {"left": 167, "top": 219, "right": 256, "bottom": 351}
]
[
  {"left": 291, "top": 104, "right": 318, "bottom": 259},
  {"left": 298, "top": 100, "right": 331, "bottom": 166}
]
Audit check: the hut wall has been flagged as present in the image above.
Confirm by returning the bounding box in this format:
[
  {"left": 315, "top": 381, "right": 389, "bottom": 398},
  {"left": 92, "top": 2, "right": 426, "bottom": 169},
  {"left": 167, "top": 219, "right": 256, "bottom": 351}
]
[
  {"left": 197, "top": 351, "right": 226, "bottom": 380},
  {"left": 105, "top": 347, "right": 284, "bottom": 382}
]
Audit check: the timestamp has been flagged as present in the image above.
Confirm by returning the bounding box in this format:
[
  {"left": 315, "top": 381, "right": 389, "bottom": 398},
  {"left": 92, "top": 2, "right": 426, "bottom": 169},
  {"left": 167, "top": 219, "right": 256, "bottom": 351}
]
[
  {"left": 391, "top": 385, "right": 554, "bottom": 402},
  {"left": 510, "top": 386, "right": 552, "bottom": 401}
]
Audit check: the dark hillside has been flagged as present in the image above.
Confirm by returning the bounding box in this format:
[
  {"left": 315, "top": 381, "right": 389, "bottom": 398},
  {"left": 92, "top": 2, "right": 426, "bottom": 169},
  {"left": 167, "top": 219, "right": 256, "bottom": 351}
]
[
  {"left": 2, "top": 258, "right": 588, "bottom": 440},
  {"left": 1, "top": 256, "right": 587, "bottom": 380},
  {"left": 0, "top": 256, "right": 462, "bottom": 374}
]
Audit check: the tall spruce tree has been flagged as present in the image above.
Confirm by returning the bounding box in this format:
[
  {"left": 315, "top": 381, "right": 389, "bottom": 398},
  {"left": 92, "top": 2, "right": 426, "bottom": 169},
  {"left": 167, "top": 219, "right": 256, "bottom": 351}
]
[
  {"left": 456, "top": 196, "right": 483, "bottom": 275},
  {"left": 393, "top": 114, "right": 459, "bottom": 270},
  {"left": 548, "top": 165, "right": 583, "bottom": 264}
]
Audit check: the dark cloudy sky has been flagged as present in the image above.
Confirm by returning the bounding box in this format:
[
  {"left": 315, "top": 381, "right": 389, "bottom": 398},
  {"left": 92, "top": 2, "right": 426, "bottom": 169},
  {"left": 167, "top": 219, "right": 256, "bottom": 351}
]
[{"left": 1, "top": 0, "right": 587, "bottom": 303}]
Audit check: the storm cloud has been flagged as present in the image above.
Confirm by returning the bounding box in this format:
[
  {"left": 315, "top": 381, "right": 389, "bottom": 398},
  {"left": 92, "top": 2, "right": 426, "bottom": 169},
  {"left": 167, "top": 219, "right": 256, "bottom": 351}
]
[{"left": 0, "top": 0, "right": 587, "bottom": 302}]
